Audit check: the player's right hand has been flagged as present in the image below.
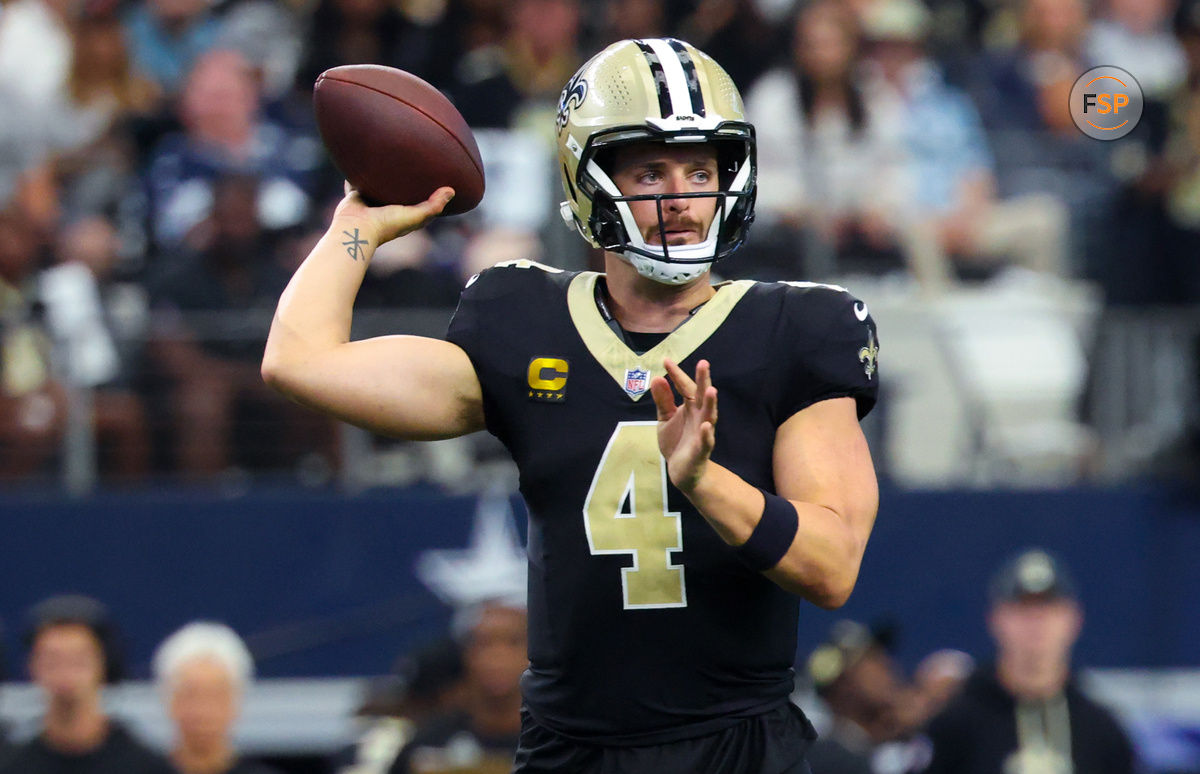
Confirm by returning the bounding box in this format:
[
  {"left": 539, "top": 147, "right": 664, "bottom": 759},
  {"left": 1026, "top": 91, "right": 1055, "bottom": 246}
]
[{"left": 333, "top": 182, "right": 455, "bottom": 246}]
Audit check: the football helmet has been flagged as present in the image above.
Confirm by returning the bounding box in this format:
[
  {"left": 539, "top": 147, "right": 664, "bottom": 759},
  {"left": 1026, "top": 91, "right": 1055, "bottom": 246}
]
[{"left": 555, "top": 38, "right": 757, "bottom": 285}]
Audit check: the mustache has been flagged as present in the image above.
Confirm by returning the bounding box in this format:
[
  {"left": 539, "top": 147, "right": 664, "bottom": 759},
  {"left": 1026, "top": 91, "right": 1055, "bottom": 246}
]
[{"left": 649, "top": 217, "right": 704, "bottom": 235}]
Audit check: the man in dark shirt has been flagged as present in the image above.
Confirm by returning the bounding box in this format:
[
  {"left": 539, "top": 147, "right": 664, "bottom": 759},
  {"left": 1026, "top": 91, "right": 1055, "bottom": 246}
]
[
  {"left": 920, "top": 549, "right": 1137, "bottom": 774},
  {"left": 389, "top": 602, "right": 525, "bottom": 774},
  {"left": 0, "top": 595, "right": 172, "bottom": 774}
]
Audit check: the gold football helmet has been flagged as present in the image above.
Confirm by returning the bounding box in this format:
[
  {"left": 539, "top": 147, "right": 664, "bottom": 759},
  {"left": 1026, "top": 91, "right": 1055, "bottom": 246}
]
[{"left": 555, "top": 38, "right": 756, "bottom": 284}]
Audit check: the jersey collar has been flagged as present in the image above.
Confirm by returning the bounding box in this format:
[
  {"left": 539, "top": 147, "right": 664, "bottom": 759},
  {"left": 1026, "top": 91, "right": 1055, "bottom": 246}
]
[{"left": 566, "top": 272, "right": 753, "bottom": 401}]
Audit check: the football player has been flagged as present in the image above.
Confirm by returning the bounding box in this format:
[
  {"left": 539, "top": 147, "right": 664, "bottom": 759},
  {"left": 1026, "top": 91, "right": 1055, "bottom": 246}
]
[{"left": 264, "top": 38, "right": 880, "bottom": 774}]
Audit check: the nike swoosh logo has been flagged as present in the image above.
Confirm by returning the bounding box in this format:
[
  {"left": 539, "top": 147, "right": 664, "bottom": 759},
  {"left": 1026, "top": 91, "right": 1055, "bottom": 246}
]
[{"left": 854, "top": 302, "right": 869, "bottom": 321}]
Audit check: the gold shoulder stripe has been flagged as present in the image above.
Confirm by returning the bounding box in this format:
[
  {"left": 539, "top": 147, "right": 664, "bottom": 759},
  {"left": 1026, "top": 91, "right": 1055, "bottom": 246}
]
[{"left": 566, "top": 272, "right": 754, "bottom": 401}]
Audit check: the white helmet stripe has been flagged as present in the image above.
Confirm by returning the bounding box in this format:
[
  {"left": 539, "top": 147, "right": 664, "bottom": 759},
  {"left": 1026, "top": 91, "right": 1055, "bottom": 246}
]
[{"left": 644, "top": 38, "right": 695, "bottom": 118}]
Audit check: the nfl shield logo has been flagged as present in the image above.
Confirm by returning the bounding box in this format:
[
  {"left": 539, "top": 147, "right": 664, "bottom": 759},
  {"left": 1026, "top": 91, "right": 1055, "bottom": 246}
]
[{"left": 624, "top": 368, "right": 649, "bottom": 399}]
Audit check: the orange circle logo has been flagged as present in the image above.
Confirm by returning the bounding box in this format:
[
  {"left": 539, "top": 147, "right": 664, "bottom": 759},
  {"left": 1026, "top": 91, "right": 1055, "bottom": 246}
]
[{"left": 1069, "top": 66, "right": 1143, "bottom": 140}]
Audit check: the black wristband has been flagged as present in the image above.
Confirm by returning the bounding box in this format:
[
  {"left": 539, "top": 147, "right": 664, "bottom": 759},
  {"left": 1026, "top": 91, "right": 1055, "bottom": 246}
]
[{"left": 735, "top": 490, "right": 799, "bottom": 572}]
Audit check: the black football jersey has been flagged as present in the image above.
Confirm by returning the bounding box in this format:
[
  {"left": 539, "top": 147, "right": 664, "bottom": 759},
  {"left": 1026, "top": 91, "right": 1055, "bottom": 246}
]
[{"left": 446, "top": 261, "right": 879, "bottom": 746}]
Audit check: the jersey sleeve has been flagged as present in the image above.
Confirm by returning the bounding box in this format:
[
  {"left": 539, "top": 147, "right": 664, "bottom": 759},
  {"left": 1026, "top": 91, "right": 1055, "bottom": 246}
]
[
  {"left": 775, "top": 283, "right": 880, "bottom": 421},
  {"left": 445, "top": 261, "right": 568, "bottom": 444},
  {"left": 445, "top": 266, "right": 513, "bottom": 442},
  {"left": 446, "top": 260, "right": 563, "bottom": 350},
  {"left": 444, "top": 270, "right": 487, "bottom": 357}
]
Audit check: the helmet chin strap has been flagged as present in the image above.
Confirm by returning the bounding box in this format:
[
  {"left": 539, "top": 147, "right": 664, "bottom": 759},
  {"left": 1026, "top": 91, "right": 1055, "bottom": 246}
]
[
  {"left": 619, "top": 224, "right": 719, "bottom": 285},
  {"left": 620, "top": 251, "right": 711, "bottom": 285}
]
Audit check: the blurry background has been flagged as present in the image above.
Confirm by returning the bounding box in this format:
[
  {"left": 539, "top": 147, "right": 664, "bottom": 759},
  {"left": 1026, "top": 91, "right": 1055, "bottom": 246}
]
[{"left": 1, "top": 0, "right": 1199, "bottom": 770}]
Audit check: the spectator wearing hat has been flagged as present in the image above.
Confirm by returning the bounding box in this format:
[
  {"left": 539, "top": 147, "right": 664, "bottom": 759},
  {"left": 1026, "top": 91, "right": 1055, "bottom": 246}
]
[
  {"left": 919, "top": 548, "right": 1137, "bottom": 774},
  {"left": 0, "top": 594, "right": 172, "bottom": 774},
  {"left": 805, "top": 620, "right": 926, "bottom": 774},
  {"left": 153, "top": 622, "right": 279, "bottom": 774}
]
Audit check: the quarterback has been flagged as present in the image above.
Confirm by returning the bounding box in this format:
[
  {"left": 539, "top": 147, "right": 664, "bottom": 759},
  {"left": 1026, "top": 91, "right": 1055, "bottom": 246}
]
[{"left": 264, "top": 38, "right": 880, "bottom": 773}]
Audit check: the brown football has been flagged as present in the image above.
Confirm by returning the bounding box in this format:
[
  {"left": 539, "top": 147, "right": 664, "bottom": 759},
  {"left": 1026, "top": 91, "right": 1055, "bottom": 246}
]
[{"left": 313, "top": 65, "right": 485, "bottom": 214}]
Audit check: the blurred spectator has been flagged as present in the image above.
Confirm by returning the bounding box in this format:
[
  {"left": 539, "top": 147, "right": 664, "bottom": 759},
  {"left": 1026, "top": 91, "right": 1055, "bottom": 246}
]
[
  {"left": 123, "top": 0, "right": 222, "bottom": 95},
  {"left": 153, "top": 622, "right": 280, "bottom": 774},
  {"left": 41, "top": 216, "right": 151, "bottom": 482},
  {"left": 740, "top": 0, "right": 904, "bottom": 282},
  {"left": 387, "top": 601, "right": 525, "bottom": 774},
  {"left": 679, "top": 0, "right": 783, "bottom": 93},
  {"left": 366, "top": 0, "right": 511, "bottom": 94},
  {"left": 333, "top": 637, "right": 465, "bottom": 774},
  {"left": 805, "top": 620, "right": 926, "bottom": 774},
  {"left": 920, "top": 548, "right": 1137, "bottom": 774},
  {"left": 151, "top": 174, "right": 334, "bottom": 478},
  {"left": 51, "top": 6, "right": 164, "bottom": 221},
  {"left": 295, "top": 0, "right": 416, "bottom": 90},
  {"left": 144, "top": 48, "right": 322, "bottom": 254},
  {"left": 966, "top": 0, "right": 1118, "bottom": 277},
  {"left": 1088, "top": 0, "right": 1186, "bottom": 100},
  {"left": 861, "top": 0, "right": 1069, "bottom": 290},
  {"left": 971, "top": 0, "right": 1094, "bottom": 137},
  {"left": 0, "top": 594, "right": 172, "bottom": 774},
  {"left": 0, "top": 211, "right": 66, "bottom": 483},
  {"left": 446, "top": 0, "right": 582, "bottom": 130},
  {"left": 60, "top": 8, "right": 163, "bottom": 154}
]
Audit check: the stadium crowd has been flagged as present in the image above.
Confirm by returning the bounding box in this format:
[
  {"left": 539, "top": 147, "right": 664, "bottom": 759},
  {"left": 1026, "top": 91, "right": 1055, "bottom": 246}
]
[
  {"left": 0, "top": 548, "right": 1138, "bottom": 773},
  {"left": 1, "top": 0, "right": 1199, "bottom": 486}
]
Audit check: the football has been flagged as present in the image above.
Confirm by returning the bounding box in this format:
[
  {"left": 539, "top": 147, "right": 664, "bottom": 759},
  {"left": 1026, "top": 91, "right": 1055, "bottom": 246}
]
[{"left": 312, "top": 65, "right": 485, "bottom": 214}]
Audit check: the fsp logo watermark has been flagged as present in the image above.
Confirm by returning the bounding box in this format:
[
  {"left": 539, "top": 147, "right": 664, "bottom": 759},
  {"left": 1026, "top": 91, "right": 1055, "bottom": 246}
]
[{"left": 1070, "top": 66, "right": 1143, "bottom": 140}]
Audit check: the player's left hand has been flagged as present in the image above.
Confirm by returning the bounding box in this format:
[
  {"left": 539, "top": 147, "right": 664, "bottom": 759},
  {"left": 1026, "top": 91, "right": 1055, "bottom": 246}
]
[{"left": 650, "top": 358, "right": 718, "bottom": 493}]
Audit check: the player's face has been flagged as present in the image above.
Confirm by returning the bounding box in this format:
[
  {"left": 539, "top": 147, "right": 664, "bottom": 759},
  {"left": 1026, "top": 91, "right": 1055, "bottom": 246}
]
[
  {"left": 29, "top": 624, "right": 106, "bottom": 704},
  {"left": 168, "top": 657, "right": 240, "bottom": 750},
  {"left": 610, "top": 143, "right": 720, "bottom": 248}
]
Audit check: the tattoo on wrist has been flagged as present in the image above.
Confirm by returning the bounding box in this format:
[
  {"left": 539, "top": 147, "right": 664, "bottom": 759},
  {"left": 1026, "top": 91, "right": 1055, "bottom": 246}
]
[{"left": 342, "top": 229, "right": 368, "bottom": 261}]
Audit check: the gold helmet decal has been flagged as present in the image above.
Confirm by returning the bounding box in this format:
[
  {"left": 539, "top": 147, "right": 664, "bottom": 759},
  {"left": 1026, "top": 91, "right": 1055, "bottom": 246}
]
[{"left": 555, "top": 38, "right": 757, "bottom": 284}]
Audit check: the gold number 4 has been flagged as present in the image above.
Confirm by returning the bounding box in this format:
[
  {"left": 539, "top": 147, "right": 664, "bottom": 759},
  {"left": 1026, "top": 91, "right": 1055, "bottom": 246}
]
[{"left": 583, "top": 422, "right": 687, "bottom": 609}]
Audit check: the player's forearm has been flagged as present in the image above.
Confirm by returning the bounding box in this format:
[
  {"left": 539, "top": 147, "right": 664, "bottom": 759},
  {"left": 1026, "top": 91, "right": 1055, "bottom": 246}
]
[
  {"left": 262, "top": 215, "right": 377, "bottom": 385},
  {"left": 684, "top": 463, "right": 864, "bottom": 607}
]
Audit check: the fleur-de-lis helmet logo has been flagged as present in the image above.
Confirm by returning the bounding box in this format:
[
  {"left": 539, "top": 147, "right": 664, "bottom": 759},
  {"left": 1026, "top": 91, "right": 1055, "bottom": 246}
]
[{"left": 556, "top": 74, "right": 588, "bottom": 134}]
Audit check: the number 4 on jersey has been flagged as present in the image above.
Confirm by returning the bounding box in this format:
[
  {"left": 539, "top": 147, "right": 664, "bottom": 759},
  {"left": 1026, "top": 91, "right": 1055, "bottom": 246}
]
[{"left": 583, "top": 422, "right": 687, "bottom": 609}]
